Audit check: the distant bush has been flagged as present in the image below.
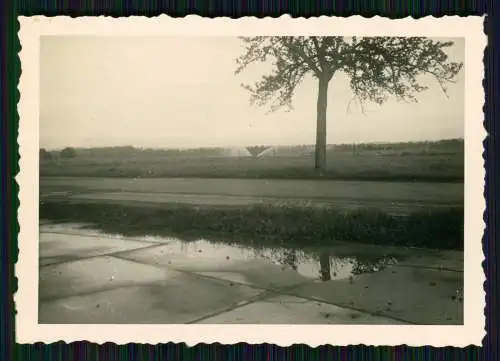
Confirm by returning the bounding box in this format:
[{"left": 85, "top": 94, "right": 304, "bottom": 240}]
[
  {"left": 39, "top": 148, "right": 52, "bottom": 160},
  {"left": 60, "top": 147, "right": 77, "bottom": 158}
]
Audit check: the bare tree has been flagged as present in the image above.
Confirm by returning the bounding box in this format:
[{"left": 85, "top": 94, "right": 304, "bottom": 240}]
[{"left": 235, "top": 36, "right": 463, "bottom": 171}]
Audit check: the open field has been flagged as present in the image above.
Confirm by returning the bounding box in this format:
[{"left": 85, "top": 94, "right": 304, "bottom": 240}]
[{"left": 40, "top": 139, "right": 464, "bottom": 182}]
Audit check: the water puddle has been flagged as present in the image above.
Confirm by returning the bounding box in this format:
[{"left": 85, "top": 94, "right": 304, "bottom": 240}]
[
  {"left": 143, "top": 238, "right": 400, "bottom": 281},
  {"left": 40, "top": 220, "right": 404, "bottom": 281}
]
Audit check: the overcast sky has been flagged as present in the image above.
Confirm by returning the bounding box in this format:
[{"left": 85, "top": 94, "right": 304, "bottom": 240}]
[{"left": 40, "top": 36, "right": 464, "bottom": 150}]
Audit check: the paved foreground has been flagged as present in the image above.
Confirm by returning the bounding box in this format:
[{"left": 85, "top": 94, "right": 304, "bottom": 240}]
[
  {"left": 39, "top": 222, "right": 464, "bottom": 325},
  {"left": 40, "top": 177, "right": 464, "bottom": 213}
]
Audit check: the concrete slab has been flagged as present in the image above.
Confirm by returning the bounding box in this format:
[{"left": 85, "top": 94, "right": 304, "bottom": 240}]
[
  {"left": 39, "top": 256, "right": 180, "bottom": 300},
  {"left": 37, "top": 222, "right": 464, "bottom": 325},
  {"left": 289, "top": 266, "right": 463, "bottom": 325},
  {"left": 39, "top": 232, "right": 155, "bottom": 265},
  {"left": 39, "top": 273, "right": 263, "bottom": 324},
  {"left": 198, "top": 294, "right": 406, "bottom": 324}
]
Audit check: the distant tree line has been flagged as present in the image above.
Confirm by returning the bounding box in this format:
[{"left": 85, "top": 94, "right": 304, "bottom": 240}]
[
  {"left": 39, "top": 138, "right": 463, "bottom": 161},
  {"left": 40, "top": 147, "right": 78, "bottom": 160}
]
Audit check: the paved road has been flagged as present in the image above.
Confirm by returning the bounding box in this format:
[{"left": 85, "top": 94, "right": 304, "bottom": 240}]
[{"left": 40, "top": 177, "right": 463, "bottom": 210}]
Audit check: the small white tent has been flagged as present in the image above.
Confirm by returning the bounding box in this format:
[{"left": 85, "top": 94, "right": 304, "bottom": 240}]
[
  {"left": 220, "top": 147, "right": 252, "bottom": 157},
  {"left": 257, "top": 145, "right": 315, "bottom": 157}
]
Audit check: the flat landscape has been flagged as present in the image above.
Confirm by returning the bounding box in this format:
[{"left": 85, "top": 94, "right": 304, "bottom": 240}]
[
  {"left": 39, "top": 139, "right": 465, "bottom": 324},
  {"left": 40, "top": 139, "right": 464, "bottom": 182}
]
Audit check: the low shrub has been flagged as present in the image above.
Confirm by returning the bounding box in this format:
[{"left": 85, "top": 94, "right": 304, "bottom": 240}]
[{"left": 39, "top": 201, "right": 464, "bottom": 250}]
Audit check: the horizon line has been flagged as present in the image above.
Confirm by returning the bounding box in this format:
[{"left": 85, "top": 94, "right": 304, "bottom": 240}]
[{"left": 41, "top": 137, "right": 465, "bottom": 152}]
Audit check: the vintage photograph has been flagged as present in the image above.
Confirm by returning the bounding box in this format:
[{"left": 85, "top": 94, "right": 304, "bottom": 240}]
[
  {"left": 17, "top": 16, "right": 486, "bottom": 346},
  {"left": 38, "top": 34, "right": 466, "bottom": 324}
]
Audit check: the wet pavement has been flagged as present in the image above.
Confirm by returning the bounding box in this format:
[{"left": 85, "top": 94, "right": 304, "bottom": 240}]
[{"left": 39, "top": 221, "right": 464, "bottom": 325}]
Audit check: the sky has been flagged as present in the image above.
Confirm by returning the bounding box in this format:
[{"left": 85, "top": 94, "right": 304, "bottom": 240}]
[{"left": 40, "top": 36, "right": 465, "bottom": 150}]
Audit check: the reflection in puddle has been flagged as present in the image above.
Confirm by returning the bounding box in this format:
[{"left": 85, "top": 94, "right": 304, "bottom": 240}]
[
  {"left": 40, "top": 221, "right": 400, "bottom": 281},
  {"left": 167, "top": 239, "right": 398, "bottom": 281}
]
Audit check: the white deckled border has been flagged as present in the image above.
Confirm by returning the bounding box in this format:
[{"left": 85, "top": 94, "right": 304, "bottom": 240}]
[{"left": 16, "top": 15, "right": 486, "bottom": 347}]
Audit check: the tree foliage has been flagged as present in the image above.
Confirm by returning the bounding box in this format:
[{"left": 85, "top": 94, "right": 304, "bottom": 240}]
[
  {"left": 235, "top": 36, "right": 463, "bottom": 112},
  {"left": 60, "top": 147, "right": 77, "bottom": 158}
]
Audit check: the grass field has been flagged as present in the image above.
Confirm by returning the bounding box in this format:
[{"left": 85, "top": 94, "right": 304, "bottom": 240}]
[
  {"left": 40, "top": 139, "right": 464, "bottom": 182},
  {"left": 40, "top": 201, "right": 464, "bottom": 250}
]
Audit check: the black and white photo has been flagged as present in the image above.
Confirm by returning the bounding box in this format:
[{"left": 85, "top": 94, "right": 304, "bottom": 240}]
[{"left": 16, "top": 15, "right": 486, "bottom": 346}]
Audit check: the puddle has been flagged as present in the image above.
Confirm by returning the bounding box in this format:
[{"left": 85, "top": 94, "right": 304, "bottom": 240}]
[
  {"left": 147, "top": 238, "right": 399, "bottom": 281},
  {"left": 40, "top": 220, "right": 402, "bottom": 281}
]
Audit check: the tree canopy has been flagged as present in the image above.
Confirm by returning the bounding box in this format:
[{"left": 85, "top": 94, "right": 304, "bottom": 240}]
[
  {"left": 236, "top": 36, "right": 462, "bottom": 111},
  {"left": 235, "top": 36, "right": 463, "bottom": 171}
]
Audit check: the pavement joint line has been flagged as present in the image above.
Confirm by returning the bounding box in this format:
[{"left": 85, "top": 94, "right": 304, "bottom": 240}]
[
  {"left": 39, "top": 243, "right": 168, "bottom": 269},
  {"left": 267, "top": 288, "right": 417, "bottom": 325},
  {"left": 393, "top": 263, "right": 464, "bottom": 273},
  {"left": 185, "top": 279, "right": 327, "bottom": 324},
  {"left": 185, "top": 289, "right": 278, "bottom": 324},
  {"left": 40, "top": 230, "right": 165, "bottom": 245}
]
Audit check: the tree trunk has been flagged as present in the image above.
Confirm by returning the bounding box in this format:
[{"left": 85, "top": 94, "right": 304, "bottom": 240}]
[{"left": 315, "top": 76, "right": 329, "bottom": 171}]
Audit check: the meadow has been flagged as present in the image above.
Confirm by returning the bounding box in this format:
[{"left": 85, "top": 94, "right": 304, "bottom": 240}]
[
  {"left": 40, "top": 139, "right": 464, "bottom": 182},
  {"left": 40, "top": 201, "right": 464, "bottom": 250}
]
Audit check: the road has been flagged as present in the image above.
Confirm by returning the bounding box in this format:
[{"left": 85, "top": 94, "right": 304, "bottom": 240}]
[{"left": 40, "top": 177, "right": 463, "bottom": 212}]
